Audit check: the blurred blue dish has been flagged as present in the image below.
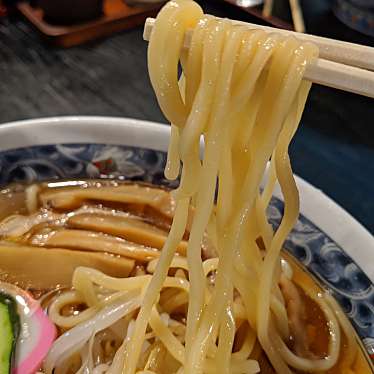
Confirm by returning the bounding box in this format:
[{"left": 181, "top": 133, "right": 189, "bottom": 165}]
[{"left": 334, "top": 0, "right": 374, "bottom": 37}]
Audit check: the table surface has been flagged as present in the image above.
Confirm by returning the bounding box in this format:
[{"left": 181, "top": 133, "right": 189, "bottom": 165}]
[{"left": 0, "top": 0, "right": 373, "bottom": 233}]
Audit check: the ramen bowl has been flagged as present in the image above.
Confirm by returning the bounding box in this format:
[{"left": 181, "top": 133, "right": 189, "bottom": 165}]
[{"left": 0, "top": 116, "right": 373, "bottom": 368}]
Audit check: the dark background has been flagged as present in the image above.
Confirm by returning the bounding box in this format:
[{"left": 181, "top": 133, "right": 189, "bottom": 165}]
[{"left": 0, "top": 0, "right": 373, "bottom": 232}]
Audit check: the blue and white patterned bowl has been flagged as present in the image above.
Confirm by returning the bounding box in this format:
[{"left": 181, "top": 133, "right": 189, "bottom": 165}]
[{"left": 0, "top": 116, "right": 373, "bottom": 360}]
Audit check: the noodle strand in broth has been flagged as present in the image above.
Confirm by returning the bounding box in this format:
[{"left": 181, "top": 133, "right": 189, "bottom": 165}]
[{"left": 122, "top": 1, "right": 354, "bottom": 373}]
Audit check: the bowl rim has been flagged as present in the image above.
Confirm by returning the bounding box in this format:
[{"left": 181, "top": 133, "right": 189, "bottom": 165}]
[
  {"left": 0, "top": 115, "right": 373, "bottom": 282},
  {"left": 0, "top": 116, "right": 170, "bottom": 152}
]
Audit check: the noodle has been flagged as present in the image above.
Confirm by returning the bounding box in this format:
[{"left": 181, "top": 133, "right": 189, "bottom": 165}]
[
  {"left": 131, "top": 0, "right": 330, "bottom": 372},
  {"left": 12, "top": 0, "right": 358, "bottom": 372}
]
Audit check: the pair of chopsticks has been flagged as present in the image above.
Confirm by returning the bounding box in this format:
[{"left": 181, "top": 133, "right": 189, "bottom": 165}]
[
  {"left": 263, "top": 0, "right": 305, "bottom": 33},
  {"left": 143, "top": 17, "right": 374, "bottom": 99}
]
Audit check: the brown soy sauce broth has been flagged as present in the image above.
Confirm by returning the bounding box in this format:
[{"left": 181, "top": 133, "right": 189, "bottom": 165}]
[
  {"left": 283, "top": 253, "right": 374, "bottom": 374},
  {"left": 0, "top": 179, "right": 373, "bottom": 373},
  {"left": 0, "top": 182, "right": 29, "bottom": 220}
]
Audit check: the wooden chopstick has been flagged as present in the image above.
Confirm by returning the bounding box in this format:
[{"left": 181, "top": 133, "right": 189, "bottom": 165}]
[
  {"left": 289, "top": 0, "right": 305, "bottom": 33},
  {"left": 143, "top": 18, "right": 374, "bottom": 98},
  {"left": 262, "top": 0, "right": 273, "bottom": 18},
  {"left": 307, "top": 59, "right": 374, "bottom": 98},
  {"left": 263, "top": 0, "right": 305, "bottom": 33}
]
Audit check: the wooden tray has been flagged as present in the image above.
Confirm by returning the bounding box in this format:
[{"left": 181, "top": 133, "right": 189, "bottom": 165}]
[{"left": 17, "top": 0, "right": 163, "bottom": 47}]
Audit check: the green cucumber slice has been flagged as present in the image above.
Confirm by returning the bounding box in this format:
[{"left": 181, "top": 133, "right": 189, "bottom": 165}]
[{"left": 0, "top": 293, "right": 20, "bottom": 373}]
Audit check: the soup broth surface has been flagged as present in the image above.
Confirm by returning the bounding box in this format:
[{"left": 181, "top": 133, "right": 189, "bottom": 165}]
[{"left": 0, "top": 180, "right": 372, "bottom": 374}]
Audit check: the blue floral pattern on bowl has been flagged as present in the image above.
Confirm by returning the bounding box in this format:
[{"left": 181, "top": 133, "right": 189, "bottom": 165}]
[
  {"left": 0, "top": 144, "right": 179, "bottom": 189},
  {"left": 0, "top": 143, "right": 373, "bottom": 359}
]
